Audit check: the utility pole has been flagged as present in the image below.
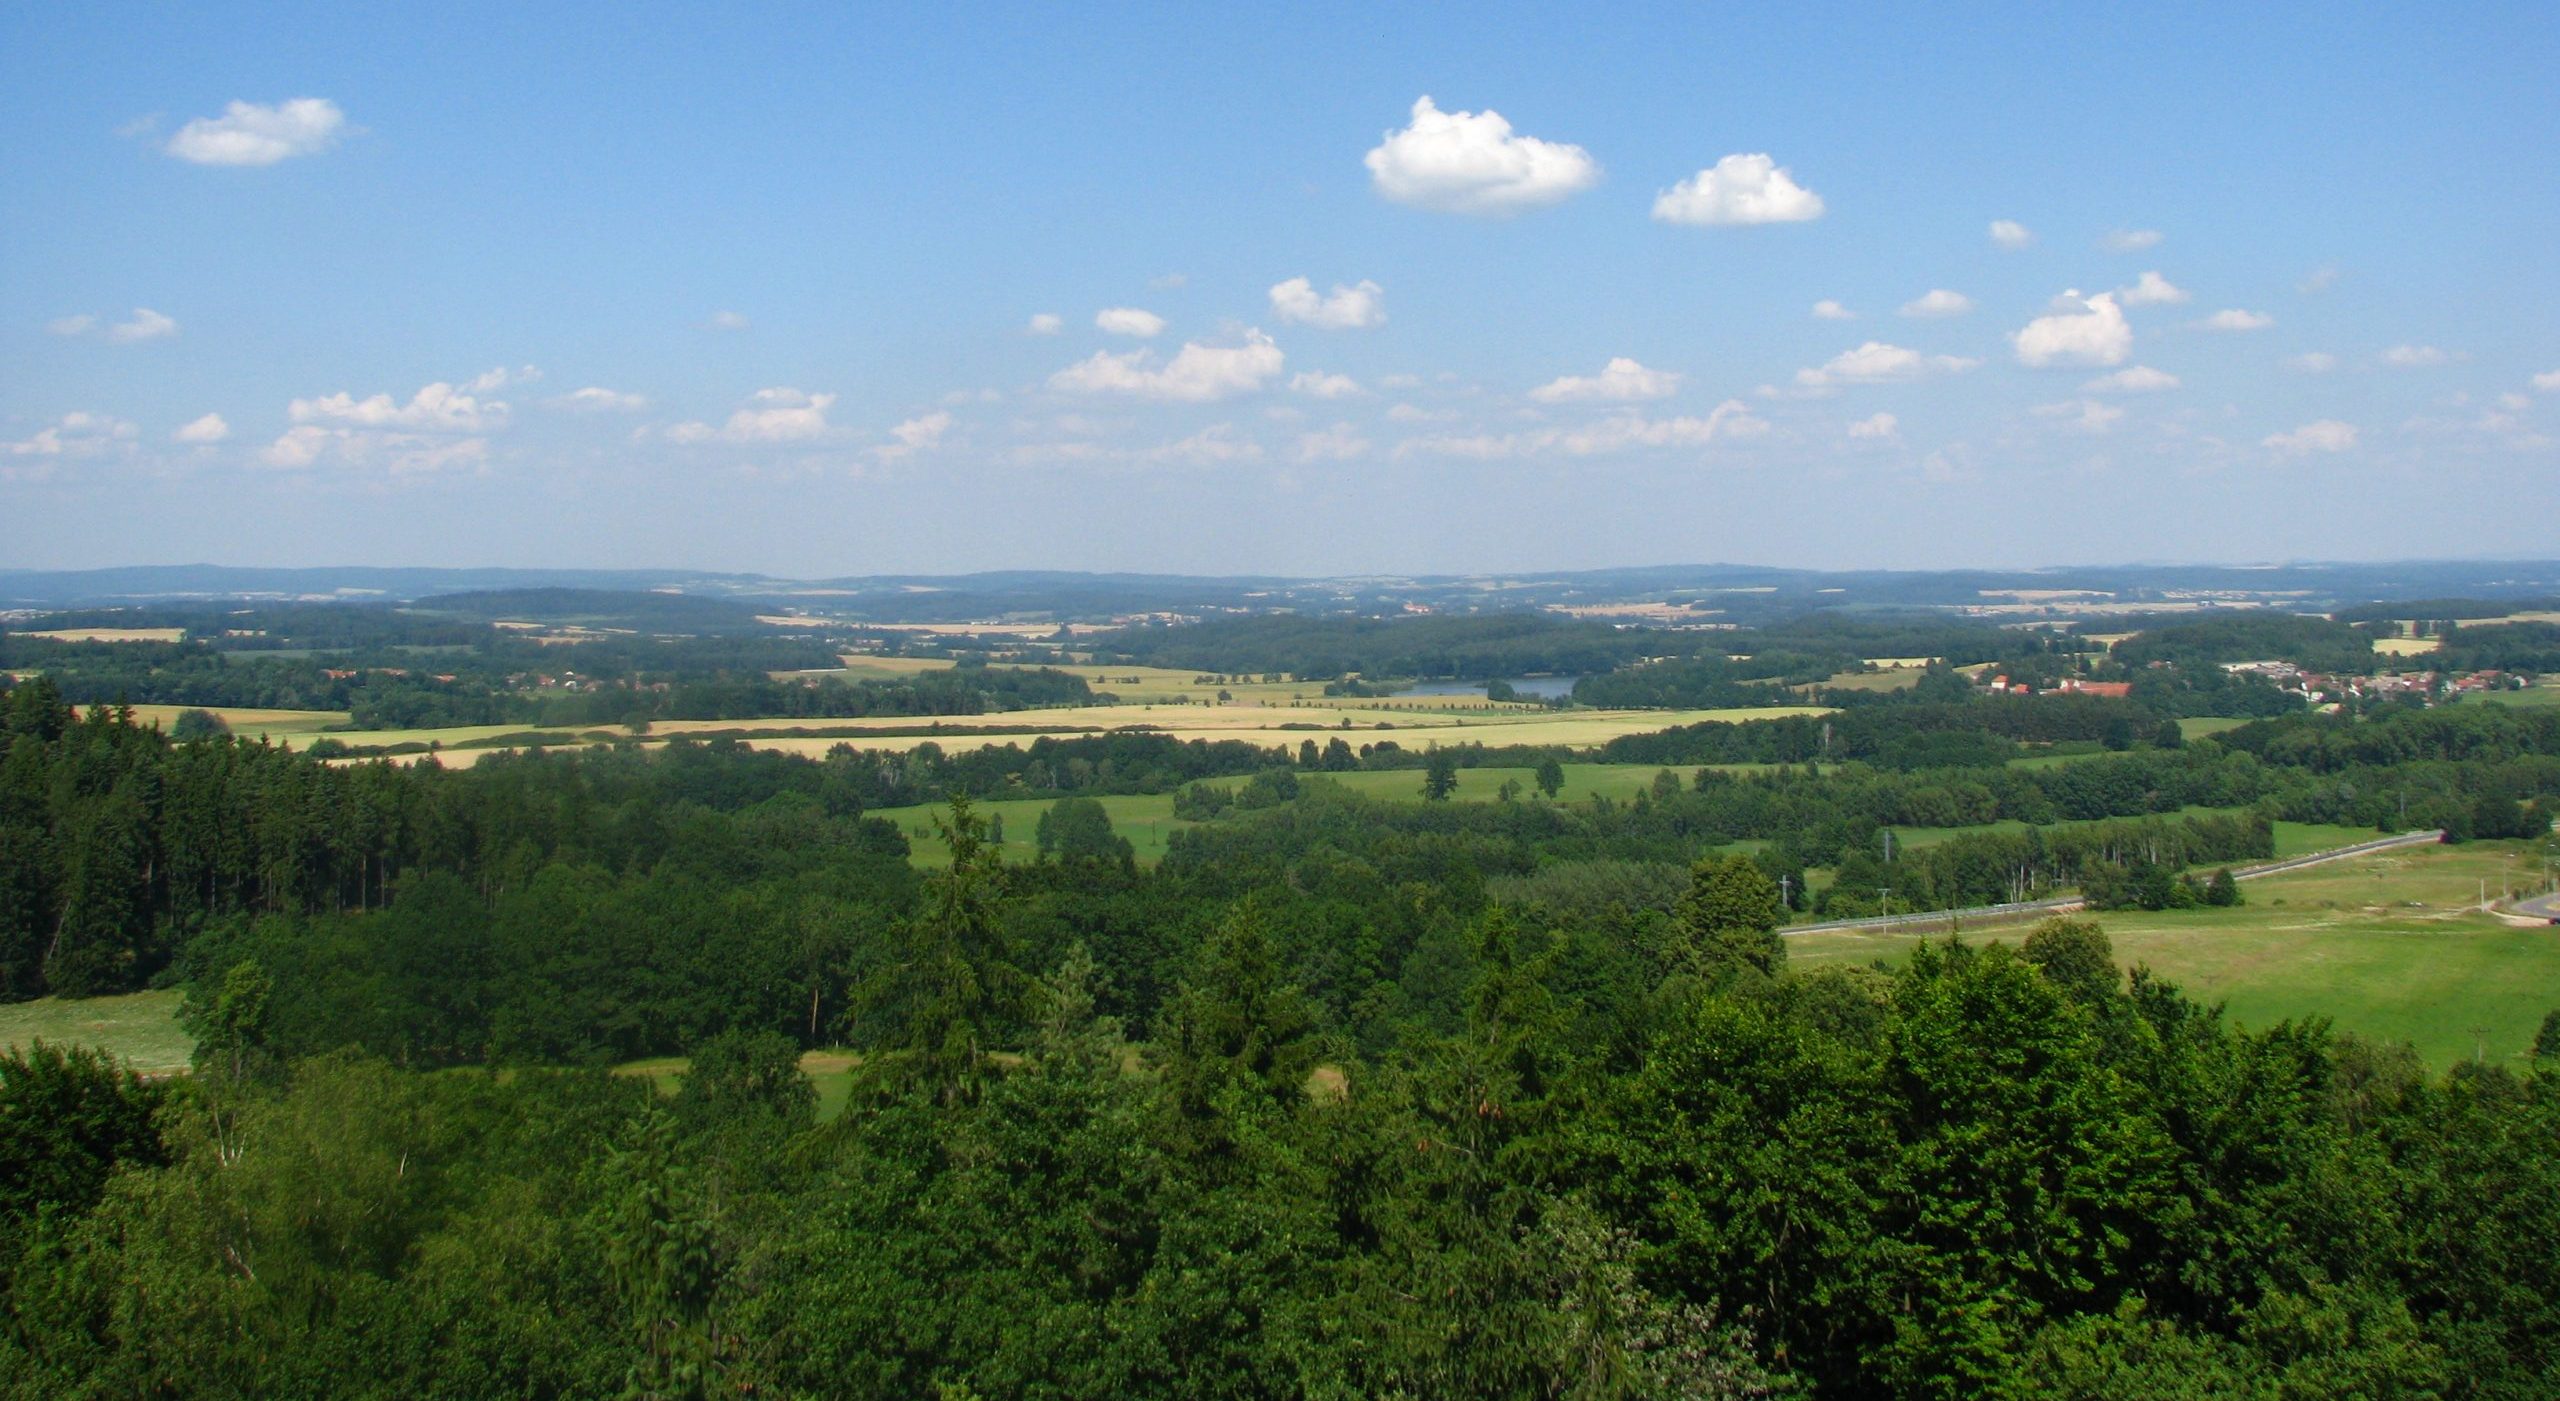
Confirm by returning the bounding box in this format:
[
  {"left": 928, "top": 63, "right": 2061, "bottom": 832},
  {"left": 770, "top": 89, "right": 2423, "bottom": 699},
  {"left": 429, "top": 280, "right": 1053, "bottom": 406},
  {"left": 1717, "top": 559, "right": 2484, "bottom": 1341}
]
[
  {"left": 1877, "top": 887, "right": 1893, "bottom": 930},
  {"left": 1779, "top": 874, "right": 1793, "bottom": 908}
]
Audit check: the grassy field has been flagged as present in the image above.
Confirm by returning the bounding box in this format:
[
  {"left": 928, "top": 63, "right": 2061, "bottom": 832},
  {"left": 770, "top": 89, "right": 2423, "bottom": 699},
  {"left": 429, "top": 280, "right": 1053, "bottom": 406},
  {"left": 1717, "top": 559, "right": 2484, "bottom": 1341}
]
[
  {"left": 2371, "top": 636, "right": 2443, "bottom": 656},
  {"left": 2006, "top": 749, "right": 2103, "bottom": 771},
  {"left": 0, "top": 989, "right": 192, "bottom": 1074},
  {"left": 1791, "top": 838, "right": 2560, "bottom": 1069},
  {"left": 871, "top": 791, "right": 1195, "bottom": 866},
  {"left": 2474, "top": 685, "right": 2560, "bottom": 711},
  {"left": 869, "top": 762, "right": 1786, "bottom": 866},
  {"left": 693, "top": 704, "right": 1832, "bottom": 764},
  {"left": 113, "top": 702, "right": 353, "bottom": 739},
  {"left": 2177, "top": 716, "right": 2253, "bottom": 739},
  {"left": 1817, "top": 669, "right": 1926, "bottom": 694},
  {"left": 616, "top": 1050, "right": 865, "bottom": 1121},
  {"left": 12, "top": 626, "right": 185, "bottom": 643}
]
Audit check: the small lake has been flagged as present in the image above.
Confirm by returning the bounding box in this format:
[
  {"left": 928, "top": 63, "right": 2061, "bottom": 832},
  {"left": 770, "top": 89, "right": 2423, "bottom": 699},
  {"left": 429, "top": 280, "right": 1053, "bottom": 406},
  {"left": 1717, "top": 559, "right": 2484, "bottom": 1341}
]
[{"left": 1401, "top": 675, "right": 1582, "bottom": 700}]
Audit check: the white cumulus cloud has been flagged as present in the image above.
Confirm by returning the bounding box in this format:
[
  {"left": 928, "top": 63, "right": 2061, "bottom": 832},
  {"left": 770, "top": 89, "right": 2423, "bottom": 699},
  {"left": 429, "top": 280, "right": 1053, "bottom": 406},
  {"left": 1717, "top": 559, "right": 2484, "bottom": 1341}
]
[
  {"left": 1289, "top": 371, "right": 1363, "bottom": 399},
  {"left": 6, "top": 411, "right": 137, "bottom": 459},
  {"left": 2264, "top": 419, "right": 2357, "bottom": 454},
  {"left": 2381, "top": 344, "right": 2449, "bottom": 367},
  {"left": 1652, "top": 153, "right": 1824, "bottom": 226},
  {"left": 1847, "top": 412, "right": 1899, "bottom": 440},
  {"left": 554, "top": 387, "right": 648, "bottom": 412},
  {"left": 1141, "top": 424, "right": 1264, "bottom": 467},
  {"left": 873, "top": 410, "right": 952, "bottom": 462},
  {"left": 1401, "top": 401, "right": 1765, "bottom": 460},
  {"left": 2290, "top": 352, "right": 2339, "bottom": 373},
  {"left": 2084, "top": 365, "right": 2180, "bottom": 393},
  {"left": 2012, "top": 291, "right": 2132, "bottom": 368},
  {"left": 173, "top": 413, "right": 230, "bottom": 444},
  {"left": 465, "top": 365, "right": 540, "bottom": 393},
  {"left": 1365, "top": 96, "right": 1599, "bottom": 216},
  {"left": 1552, "top": 403, "right": 1766, "bottom": 453},
  {"left": 259, "top": 426, "right": 487, "bottom": 474},
  {"left": 1530, "top": 357, "right": 1681, "bottom": 403},
  {"left": 1095, "top": 307, "right": 1166, "bottom": 338},
  {"left": 2102, "top": 228, "right": 2164, "bottom": 253},
  {"left": 1989, "top": 220, "right": 2033, "bottom": 249},
  {"left": 1049, "top": 332, "right": 1285, "bottom": 402},
  {"left": 2118, "top": 271, "right": 2189, "bottom": 306},
  {"left": 164, "top": 98, "right": 345, "bottom": 165},
  {"left": 703, "top": 310, "right": 750, "bottom": 332},
  {"left": 1026, "top": 313, "right": 1063, "bottom": 336},
  {"left": 666, "top": 388, "right": 839, "bottom": 444},
  {"left": 290, "top": 381, "right": 508, "bottom": 433},
  {"left": 2532, "top": 368, "right": 2560, "bottom": 393},
  {"left": 1269, "top": 277, "right": 1385, "bottom": 330},
  {"left": 1899, "top": 289, "right": 1974, "bottom": 318},
  {"left": 2033, "top": 399, "right": 2125, "bottom": 433},
  {"left": 47, "top": 308, "right": 179, "bottom": 343},
  {"left": 108, "top": 308, "right": 179, "bottom": 343},
  {"left": 1297, "top": 423, "right": 1371, "bottom": 462},
  {"left": 1796, "top": 341, "right": 1979, "bottom": 388},
  {"left": 2199, "top": 309, "right": 2273, "bottom": 331},
  {"left": 1812, "top": 299, "right": 1855, "bottom": 321},
  {"left": 727, "top": 387, "right": 837, "bottom": 441}
]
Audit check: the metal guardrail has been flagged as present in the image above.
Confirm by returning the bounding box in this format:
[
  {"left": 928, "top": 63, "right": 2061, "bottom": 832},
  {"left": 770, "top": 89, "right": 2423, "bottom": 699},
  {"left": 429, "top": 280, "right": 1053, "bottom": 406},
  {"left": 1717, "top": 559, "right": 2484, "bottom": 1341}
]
[{"left": 1779, "top": 829, "right": 2447, "bottom": 938}]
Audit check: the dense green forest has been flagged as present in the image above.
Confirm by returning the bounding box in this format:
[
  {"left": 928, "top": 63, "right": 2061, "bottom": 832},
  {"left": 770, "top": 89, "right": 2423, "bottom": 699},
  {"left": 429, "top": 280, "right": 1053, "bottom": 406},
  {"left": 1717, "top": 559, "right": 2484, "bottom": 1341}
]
[
  {"left": 6, "top": 816, "right": 2557, "bottom": 1396},
  {"left": 9, "top": 674, "right": 2559, "bottom": 1007},
  {"left": 4, "top": 624, "right": 2559, "bottom": 1397}
]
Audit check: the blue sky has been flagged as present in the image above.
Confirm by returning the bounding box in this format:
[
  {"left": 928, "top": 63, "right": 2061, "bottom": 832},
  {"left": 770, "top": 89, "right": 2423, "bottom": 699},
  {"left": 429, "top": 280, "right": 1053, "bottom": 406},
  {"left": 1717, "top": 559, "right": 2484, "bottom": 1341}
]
[{"left": 4, "top": 2, "right": 2555, "bottom": 576}]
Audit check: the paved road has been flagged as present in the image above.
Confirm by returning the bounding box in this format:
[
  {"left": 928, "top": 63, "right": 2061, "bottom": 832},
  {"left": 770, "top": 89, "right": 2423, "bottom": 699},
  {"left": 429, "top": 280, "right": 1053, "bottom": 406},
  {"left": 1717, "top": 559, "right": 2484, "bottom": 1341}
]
[
  {"left": 2511, "top": 890, "right": 2560, "bottom": 922},
  {"left": 1781, "top": 829, "right": 2449, "bottom": 938}
]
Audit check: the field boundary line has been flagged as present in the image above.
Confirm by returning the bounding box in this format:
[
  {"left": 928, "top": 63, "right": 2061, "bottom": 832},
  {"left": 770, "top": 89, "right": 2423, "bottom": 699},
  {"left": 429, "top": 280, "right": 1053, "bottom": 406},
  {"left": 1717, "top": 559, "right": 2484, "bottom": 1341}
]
[{"left": 1780, "top": 829, "right": 2447, "bottom": 938}]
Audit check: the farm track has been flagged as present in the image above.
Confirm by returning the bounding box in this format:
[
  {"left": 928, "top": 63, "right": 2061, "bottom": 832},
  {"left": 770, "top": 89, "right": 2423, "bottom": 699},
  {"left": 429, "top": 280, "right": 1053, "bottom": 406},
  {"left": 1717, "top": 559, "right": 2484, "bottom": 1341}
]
[{"left": 1782, "top": 829, "right": 2450, "bottom": 938}]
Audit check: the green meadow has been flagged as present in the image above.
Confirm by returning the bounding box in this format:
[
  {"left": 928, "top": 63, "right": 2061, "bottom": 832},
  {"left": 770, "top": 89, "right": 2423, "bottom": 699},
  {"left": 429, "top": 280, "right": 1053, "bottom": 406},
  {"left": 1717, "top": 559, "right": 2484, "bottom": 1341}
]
[{"left": 1791, "top": 837, "right": 2560, "bottom": 1069}]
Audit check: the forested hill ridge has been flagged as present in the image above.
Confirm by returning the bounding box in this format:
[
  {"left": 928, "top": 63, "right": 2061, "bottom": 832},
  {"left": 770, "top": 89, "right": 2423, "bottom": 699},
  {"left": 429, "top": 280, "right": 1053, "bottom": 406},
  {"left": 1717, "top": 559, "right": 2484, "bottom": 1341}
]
[
  {"left": 3, "top": 674, "right": 2559, "bottom": 1396},
  {"left": 9, "top": 557, "right": 2560, "bottom": 618}
]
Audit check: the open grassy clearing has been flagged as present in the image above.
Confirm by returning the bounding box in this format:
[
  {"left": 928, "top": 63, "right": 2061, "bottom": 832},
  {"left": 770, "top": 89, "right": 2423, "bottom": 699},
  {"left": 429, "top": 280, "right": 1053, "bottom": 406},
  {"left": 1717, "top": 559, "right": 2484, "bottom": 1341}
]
[
  {"left": 11, "top": 626, "right": 186, "bottom": 643},
  {"left": 108, "top": 702, "right": 353, "bottom": 739},
  {"left": 0, "top": 988, "right": 192, "bottom": 1074},
  {"left": 806, "top": 654, "right": 963, "bottom": 681},
  {"left": 617, "top": 1050, "right": 866, "bottom": 1121},
  {"left": 2177, "top": 716, "right": 2252, "bottom": 739},
  {"left": 868, "top": 762, "right": 1782, "bottom": 867},
  {"left": 846, "top": 621, "right": 1108, "bottom": 638},
  {"left": 2473, "top": 685, "right": 2560, "bottom": 710},
  {"left": 1819, "top": 669, "right": 1926, "bottom": 693},
  {"left": 2005, "top": 748, "right": 2107, "bottom": 771},
  {"left": 1790, "top": 838, "right": 2560, "bottom": 1069},
  {"left": 869, "top": 791, "right": 1196, "bottom": 867},
  {"left": 1853, "top": 817, "right": 2378, "bottom": 861},
  {"left": 677, "top": 704, "right": 1834, "bottom": 763},
  {"left": 2371, "top": 636, "right": 2443, "bottom": 656},
  {"left": 1307, "top": 761, "right": 1775, "bottom": 805}
]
